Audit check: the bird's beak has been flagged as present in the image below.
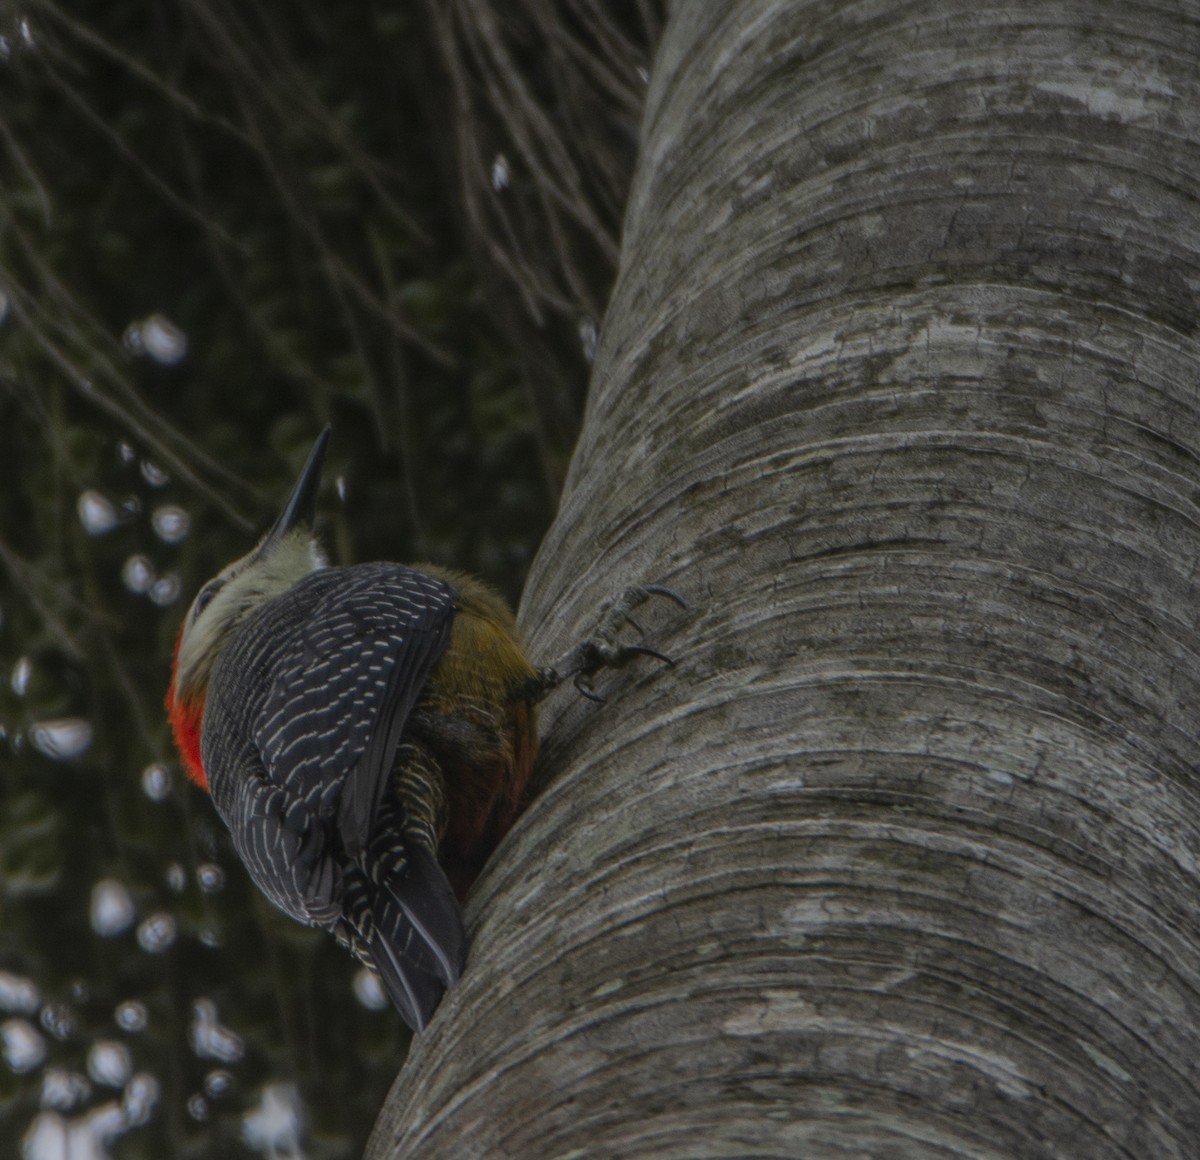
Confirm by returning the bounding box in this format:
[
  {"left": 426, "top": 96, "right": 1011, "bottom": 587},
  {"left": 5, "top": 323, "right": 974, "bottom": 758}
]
[{"left": 260, "top": 424, "right": 331, "bottom": 550}]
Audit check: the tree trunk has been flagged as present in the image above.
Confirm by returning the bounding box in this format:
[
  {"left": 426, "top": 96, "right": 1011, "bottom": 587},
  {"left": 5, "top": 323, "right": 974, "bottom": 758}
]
[{"left": 369, "top": 1, "right": 1200, "bottom": 1155}]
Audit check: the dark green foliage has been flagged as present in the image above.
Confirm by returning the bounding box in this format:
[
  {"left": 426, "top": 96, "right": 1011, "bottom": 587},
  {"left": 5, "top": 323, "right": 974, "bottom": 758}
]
[
  {"left": 0, "top": 0, "right": 607, "bottom": 1155},
  {"left": 0, "top": 0, "right": 663, "bottom": 1149}
]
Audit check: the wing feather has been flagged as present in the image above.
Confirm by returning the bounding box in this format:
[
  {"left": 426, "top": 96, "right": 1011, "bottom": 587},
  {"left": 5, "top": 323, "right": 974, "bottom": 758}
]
[{"left": 203, "top": 563, "right": 456, "bottom": 924}]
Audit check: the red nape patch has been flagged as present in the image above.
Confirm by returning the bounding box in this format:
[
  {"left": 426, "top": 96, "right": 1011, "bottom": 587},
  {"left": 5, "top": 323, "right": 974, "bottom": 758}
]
[
  {"left": 167, "top": 691, "right": 207, "bottom": 790},
  {"left": 166, "top": 623, "right": 208, "bottom": 791}
]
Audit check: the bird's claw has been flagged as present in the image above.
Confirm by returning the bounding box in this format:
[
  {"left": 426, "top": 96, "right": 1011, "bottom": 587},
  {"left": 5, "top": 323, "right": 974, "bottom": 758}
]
[
  {"left": 616, "top": 642, "right": 675, "bottom": 667},
  {"left": 573, "top": 673, "right": 607, "bottom": 703},
  {"left": 535, "top": 584, "right": 685, "bottom": 703},
  {"left": 639, "top": 584, "right": 687, "bottom": 609}
]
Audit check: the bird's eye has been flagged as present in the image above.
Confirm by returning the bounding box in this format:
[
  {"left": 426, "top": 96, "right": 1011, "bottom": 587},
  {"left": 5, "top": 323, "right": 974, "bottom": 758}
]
[{"left": 192, "top": 581, "right": 224, "bottom": 621}]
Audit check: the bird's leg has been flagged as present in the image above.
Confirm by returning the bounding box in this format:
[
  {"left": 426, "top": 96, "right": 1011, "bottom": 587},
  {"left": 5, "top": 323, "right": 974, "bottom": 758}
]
[{"left": 524, "top": 584, "right": 686, "bottom": 703}]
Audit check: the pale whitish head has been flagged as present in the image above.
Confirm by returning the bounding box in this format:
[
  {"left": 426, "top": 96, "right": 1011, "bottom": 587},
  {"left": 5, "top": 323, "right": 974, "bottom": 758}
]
[
  {"left": 171, "top": 528, "right": 327, "bottom": 702},
  {"left": 170, "top": 425, "right": 332, "bottom": 705}
]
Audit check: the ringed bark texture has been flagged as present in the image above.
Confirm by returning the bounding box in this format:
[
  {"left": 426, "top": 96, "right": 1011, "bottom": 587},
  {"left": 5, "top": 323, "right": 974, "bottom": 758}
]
[{"left": 371, "top": 1, "right": 1200, "bottom": 1156}]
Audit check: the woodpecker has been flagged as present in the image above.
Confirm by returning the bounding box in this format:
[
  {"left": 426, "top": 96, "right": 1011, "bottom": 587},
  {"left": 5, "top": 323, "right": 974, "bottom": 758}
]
[{"left": 166, "top": 426, "right": 679, "bottom": 1032}]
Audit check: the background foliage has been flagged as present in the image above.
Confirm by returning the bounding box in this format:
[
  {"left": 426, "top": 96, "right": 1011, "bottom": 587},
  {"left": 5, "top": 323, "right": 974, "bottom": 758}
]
[{"left": 0, "top": 1, "right": 658, "bottom": 1156}]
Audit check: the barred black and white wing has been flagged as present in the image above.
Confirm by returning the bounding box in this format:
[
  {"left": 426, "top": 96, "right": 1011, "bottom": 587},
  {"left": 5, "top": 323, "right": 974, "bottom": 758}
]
[
  {"left": 251, "top": 563, "right": 455, "bottom": 856},
  {"left": 202, "top": 562, "right": 465, "bottom": 1026}
]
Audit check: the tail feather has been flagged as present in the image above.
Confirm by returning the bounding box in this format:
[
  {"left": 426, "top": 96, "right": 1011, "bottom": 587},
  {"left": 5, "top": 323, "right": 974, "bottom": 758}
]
[
  {"left": 365, "top": 924, "right": 446, "bottom": 1033},
  {"left": 382, "top": 843, "right": 467, "bottom": 988},
  {"left": 341, "top": 835, "right": 467, "bottom": 1031}
]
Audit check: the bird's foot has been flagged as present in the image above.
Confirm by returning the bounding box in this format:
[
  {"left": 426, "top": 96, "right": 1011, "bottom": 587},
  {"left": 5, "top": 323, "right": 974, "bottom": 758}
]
[{"left": 527, "top": 584, "right": 686, "bottom": 703}]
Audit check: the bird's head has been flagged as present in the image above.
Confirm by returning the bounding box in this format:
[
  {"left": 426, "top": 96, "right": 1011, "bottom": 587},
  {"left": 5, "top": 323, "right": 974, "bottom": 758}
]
[{"left": 166, "top": 426, "right": 332, "bottom": 789}]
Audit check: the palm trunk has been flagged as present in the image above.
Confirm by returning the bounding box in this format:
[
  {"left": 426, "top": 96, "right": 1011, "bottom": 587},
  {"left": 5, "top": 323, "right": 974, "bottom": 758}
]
[{"left": 370, "top": 1, "right": 1200, "bottom": 1155}]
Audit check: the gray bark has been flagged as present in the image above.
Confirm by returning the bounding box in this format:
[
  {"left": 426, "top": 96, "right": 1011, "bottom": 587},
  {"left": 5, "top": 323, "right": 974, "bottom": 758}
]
[{"left": 369, "top": 1, "right": 1200, "bottom": 1155}]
